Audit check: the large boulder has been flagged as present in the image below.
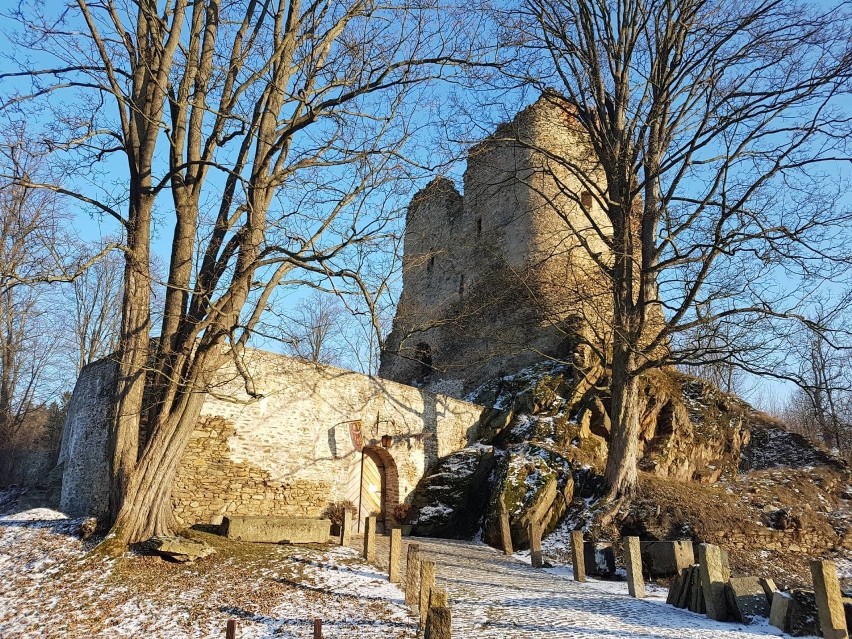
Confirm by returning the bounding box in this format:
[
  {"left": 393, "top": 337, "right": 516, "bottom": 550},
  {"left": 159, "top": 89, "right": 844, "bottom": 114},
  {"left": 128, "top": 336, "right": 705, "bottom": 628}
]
[
  {"left": 483, "top": 443, "right": 573, "bottom": 549},
  {"left": 410, "top": 445, "right": 497, "bottom": 538}
]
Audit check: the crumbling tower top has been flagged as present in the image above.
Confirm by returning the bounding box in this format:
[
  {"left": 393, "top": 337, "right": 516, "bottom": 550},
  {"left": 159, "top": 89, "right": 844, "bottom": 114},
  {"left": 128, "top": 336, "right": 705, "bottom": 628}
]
[{"left": 379, "top": 95, "right": 611, "bottom": 395}]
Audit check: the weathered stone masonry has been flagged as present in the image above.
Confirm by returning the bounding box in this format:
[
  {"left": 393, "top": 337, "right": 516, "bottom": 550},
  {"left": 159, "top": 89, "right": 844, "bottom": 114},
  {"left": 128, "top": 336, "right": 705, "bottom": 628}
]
[
  {"left": 59, "top": 350, "right": 484, "bottom": 527},
  {"left": 380, "top": 96, "right": 612, "bottom": 393}
]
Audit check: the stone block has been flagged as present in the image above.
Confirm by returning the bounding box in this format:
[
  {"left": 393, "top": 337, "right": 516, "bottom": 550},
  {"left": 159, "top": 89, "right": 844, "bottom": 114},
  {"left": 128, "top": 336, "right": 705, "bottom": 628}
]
[
  {"left": 404, "top": 544, "right": 421, "bottom": 608},
  {"left": 389, "top": 528, "right": 402, "bottom": 583},
  {"left": 419, "top": 560, "right": 437, "bottom": 627},
  {"left": 640, "top": 540, "right": 695, "bottom": 577},
  {"left": 810, "top": 560, "right": 849, "bottom": 639},
  {"left": 666, "top": 571, "right": 683, "bottom": 606},
  {"left": 676, "top": 566, "right": 694, "bottom": 609},
  {"left": 623, "top": 537, "right": 645, "bottom": 599},
  {"left": 698, "top": 543, "right": 728, "bottom": 621},
  {"left": 424, "top": 606, "right": 452, "bottom": 639},
  {"left": 499, "top": 504, "right": 513, "bottom": 556},
  {"left": 571, "top": 531, "right": 586, "bottom": 582},
  {"left": 770, "top": 591, "right": 791, "bottom": 631},
  {"left": 771, "top": 589, "right": 821, "bottom": 637},
  {"left": 430, "top": 587, "right": 448, "bottom": 608},
  {"left": 843, "top": 598, "right": 852, "bottom": 633},
  {"left": 529, "top": 521, "right": 543, "bottom": 568},
  {"left": 363, "top": 515, "right": 376, "bottom": 562},
  {"left": 222, "top": 516, "right": 331, "bottom": 543},
  {"left": 583, "top": 541, "right": 616, "bottom": 577},
  {"left": 689, "top": 566, "right": 704, "bottom": 614},
  {"left": 760, "top": 577, "right": 778, "bottom": 605},
  {"left": 727, "top": 576, "right": 771, "bottom": 624},
  {"left": 340, "top": 508, "right": 352, "bottom": 546}
]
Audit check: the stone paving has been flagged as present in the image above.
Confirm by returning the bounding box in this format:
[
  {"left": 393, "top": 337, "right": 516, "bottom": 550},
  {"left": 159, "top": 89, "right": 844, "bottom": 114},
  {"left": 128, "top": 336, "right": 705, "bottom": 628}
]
[{"left": 365, "top": 535, "right": 792, "bottom": 639}]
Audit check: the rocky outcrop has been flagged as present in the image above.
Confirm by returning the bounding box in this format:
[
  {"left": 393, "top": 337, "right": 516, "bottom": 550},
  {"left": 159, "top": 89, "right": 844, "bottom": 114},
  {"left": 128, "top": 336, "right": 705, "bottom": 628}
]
[
  {"left": 483, "top": 443, "right": 574, "bottom": 549},
  {"left": 410, "top": 445, "right": 497, "bottom": 538}
]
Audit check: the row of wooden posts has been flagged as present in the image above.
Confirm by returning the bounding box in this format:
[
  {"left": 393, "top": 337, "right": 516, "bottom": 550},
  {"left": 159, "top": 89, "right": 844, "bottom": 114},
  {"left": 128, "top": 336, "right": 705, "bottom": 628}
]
[{"left": 360, "top": 513, "right": 453, "bottom": 639}]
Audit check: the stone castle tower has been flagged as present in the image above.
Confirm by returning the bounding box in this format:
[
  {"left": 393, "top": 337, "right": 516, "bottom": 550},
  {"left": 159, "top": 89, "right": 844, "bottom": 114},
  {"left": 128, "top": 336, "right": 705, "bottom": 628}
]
[{"left": 379, "top": 96, "right": 613, "bottom": 394}]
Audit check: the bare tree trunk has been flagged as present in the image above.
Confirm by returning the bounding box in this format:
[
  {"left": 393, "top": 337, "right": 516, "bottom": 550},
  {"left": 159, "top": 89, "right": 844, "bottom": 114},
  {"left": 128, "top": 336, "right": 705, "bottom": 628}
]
[
  {"left": 604, "top": 345, "right": 640, "bottom": 497},
  {"left": 110, "top": 207, "right": 152, "bottom": 520},
  {"left": 107, "top": 388, "right": 205, "bottom": 547}
]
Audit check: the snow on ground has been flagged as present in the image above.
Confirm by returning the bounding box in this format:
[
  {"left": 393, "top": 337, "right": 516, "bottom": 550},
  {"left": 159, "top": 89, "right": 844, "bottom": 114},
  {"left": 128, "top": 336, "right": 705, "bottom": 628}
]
[{"left": 0, "top": 490, "right": 416, "bottom": 639}]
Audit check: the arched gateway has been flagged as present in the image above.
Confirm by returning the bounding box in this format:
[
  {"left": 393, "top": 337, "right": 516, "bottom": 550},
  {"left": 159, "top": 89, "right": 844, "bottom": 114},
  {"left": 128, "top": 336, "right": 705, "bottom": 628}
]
[{"left": 356, "top": 446, "right": 400, "bottom": 533}]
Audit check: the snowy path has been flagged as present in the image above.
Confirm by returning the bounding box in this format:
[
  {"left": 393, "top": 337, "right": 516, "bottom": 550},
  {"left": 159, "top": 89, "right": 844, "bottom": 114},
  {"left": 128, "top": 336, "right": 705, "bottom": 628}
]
[{"left": 380, "top": 537, "right": 796, "bottom": 639}]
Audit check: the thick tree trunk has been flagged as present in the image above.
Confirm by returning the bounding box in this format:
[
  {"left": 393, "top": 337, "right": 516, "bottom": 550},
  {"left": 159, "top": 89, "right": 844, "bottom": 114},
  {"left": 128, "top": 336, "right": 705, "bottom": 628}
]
[
  {"left": 110, "top": 231, "right": 151, "bottom": 521},
  {"left": 603, "top": 348, "right": 641, "bottom": 497},
  {"left": 106, "top": 390, "right": 205, "bottom": 548}
]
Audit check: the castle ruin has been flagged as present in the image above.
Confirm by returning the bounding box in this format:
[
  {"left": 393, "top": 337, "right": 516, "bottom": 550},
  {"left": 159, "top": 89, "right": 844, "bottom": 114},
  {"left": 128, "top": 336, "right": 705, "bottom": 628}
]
[
  {"left": 56, "top": 97, "right": 618, "bottom": 532},
  {"left": 379, "top": 96, "right": 612, "bottom": 394}
]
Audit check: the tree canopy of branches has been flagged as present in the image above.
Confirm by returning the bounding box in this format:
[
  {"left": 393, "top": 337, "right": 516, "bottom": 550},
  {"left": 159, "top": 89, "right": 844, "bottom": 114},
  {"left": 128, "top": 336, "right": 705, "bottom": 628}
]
[
  {"left": 3, "top": 0, "right": 483, "bottom": 547},
  {"left": 67, "top": 248, "right": 123, "bottom": 375},
  {"left": 0, "top": 137, "right": 69, "bottom": 459},
  {"left": 499, "top": 0, "right": 852, "bottom": 497}
]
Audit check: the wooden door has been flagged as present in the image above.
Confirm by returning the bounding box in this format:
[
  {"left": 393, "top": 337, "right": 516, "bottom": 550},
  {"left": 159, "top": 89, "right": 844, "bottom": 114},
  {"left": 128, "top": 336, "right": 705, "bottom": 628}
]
[{"left": 359, "top": 451, "right": 386, "bottom": 532}]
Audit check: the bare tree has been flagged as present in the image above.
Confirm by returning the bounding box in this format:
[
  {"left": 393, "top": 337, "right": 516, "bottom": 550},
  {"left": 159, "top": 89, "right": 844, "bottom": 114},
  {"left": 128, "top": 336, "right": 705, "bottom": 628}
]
[
  {"left": 782, "top": 303, "right": 852, "bottom": 457},
  {"left": 270, "top": 291, "right": 348, "bottom": 365},
  {"left": 495, "top": 0, "right": 852, "bottom": 497},
  {"left": 67, "top": 248, "right": 123, "bottom": 374},
  {"left": 0, "top": 139, "right": 61, "bottom": 450},
  {"left": 4, "top": 0, "right": 483, "bottom": 547}
]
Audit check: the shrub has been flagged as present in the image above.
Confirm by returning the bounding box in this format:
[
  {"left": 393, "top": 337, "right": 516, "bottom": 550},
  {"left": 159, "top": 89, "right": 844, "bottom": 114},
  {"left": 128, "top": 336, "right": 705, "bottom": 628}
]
[
  {"left": 393, "top": 502, "right": 415, "bottom": 523},
  {"left": 321, "top": 500, "right": 357, "bottom": 526}
]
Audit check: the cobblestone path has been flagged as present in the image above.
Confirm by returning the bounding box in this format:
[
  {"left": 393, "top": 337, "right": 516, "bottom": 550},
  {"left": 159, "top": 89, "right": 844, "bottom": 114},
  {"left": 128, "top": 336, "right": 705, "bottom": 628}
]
[{"left": 371, "top": 536, "right": 790, "bottom": 639}]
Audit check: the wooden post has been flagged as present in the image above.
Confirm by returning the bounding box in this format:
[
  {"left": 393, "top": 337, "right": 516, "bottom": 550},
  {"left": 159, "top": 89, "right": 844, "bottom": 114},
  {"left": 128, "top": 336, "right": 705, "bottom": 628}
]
[
  {"left": 570, "top": 531, "right": 586, "bottom": 582},
  {"left": 312, "top": 618, "right": 322, "bottom": 639},
  {"left": 363, "top": 515, "right": 376, "bottom": 562},
  {"left": 498, "top": 500, "right": 513, "bottom": 555},
  {"left": 810, "top": 560, "right": 849, "bottom": 639},
  {"left": 425, "top": 606, "right": 452, "bottom": 639},
  {"left": 389, "top": 527, "right": 403, "bottom": 583},
  {"left": 226, "top": 619, "right": 237, "bottom": 639},
  {"left": 340, "top": 508, "right": 352, "bottom": 546},
  {"left": 404, "top": 543, "right": 421, "bottom": 608},
  {"left": 529, "top": 521, "right": 543, "bottom": 568},
  {"left": 623, "top": 536, "right": 645, "bottom": 598},
  {"left": 419, "top": 559, "right": 437, "bottom": 628}
]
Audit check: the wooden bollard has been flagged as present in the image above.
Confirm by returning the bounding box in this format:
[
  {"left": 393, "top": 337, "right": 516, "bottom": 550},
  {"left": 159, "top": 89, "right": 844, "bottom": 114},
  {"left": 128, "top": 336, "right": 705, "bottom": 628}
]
[
  {"left": 363, "top": 515, "right": 376, "bottom": 562},
  {"left": 498, "top": 500, "right": 513, "bottom": 555},
  {"left": 389, "top": 527, "right": 402, "bottom": 583},
  {"left": 623, "top": 536, "right": 645, "bottom": 598},
  {"left": 340, "top": 508, "right": 352, "bottom": 546},
  {"left": 226, "top": 619, "right": 237, "bottom": 639},
  {"left": 570, "top": 531, "right": 586, "bottom": 582},
  {"left": 419, "top": 559, "right": 437, "bottom": 628},
  {"left": 404, "top": 544, "right": 421, "bottom": 607},
  {"left": 425, "top": 606, "right": 452, "bottom": 639},
  {"left": 529, "top": 521, "right": 543, "bottom": 568},
  {"left": 312, "top": 618, "right": 322, "bottom": 639},
  {"left": 810, "top": 560, "right": 849, "bottom": 639}
]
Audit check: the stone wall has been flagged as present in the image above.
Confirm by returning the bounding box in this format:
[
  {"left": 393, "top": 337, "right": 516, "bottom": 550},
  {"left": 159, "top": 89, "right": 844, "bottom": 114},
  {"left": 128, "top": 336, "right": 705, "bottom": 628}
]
[
  {"left": 57, "top": 358, "right": 116, "bottom": 516},
  {"left": 379, "top": 95, "right": 612, "bottom": 394},
  {"left": 59, "top": 350, "right": 485, "bottom": 525}
]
